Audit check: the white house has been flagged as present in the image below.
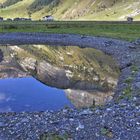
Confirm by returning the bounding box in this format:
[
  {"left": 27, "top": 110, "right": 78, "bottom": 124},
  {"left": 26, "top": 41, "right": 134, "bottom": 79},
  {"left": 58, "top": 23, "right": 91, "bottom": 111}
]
[{"left": 42, "top": 15, "right": 54, "bottom": 21}]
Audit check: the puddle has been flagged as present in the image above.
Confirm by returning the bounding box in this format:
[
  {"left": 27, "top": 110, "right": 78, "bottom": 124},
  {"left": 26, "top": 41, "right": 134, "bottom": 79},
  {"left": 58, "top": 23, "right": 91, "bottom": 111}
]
[{"left": 0, "top": 45, "right": 120, "bottom": 112}]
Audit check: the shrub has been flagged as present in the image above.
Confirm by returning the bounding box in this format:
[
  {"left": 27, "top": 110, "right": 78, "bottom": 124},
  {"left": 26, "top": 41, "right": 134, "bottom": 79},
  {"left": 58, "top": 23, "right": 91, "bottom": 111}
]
[{"left": 3, "top": 25, "right": 18, "bottom": 30}]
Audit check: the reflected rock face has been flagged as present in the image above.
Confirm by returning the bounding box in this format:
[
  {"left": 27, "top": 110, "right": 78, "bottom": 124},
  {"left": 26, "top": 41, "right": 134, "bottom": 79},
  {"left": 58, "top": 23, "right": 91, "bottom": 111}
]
[
  {"left": 65, "top": 89, "right": 113, "bottom": 108},
  {"left": 37, "top": 61, "right": 70, "bottom": 89},
  {"left": 0, "top": 45, "right": 120, "bottom": 107},
  {"left": 0, "top": 47, "right": 28, "bottom": 79}
]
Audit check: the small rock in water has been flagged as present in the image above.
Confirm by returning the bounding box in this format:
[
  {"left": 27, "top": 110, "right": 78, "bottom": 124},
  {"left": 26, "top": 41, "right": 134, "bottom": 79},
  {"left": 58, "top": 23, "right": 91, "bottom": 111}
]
[{"left": 62, "top": 109, "right": 68, "bottom": 113}]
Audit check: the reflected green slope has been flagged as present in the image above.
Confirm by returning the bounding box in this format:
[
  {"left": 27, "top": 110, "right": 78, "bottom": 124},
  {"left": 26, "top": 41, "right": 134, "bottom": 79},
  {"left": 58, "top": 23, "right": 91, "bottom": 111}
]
[{"left": 12, "top": 45, "right": 120, "bottom": 91}]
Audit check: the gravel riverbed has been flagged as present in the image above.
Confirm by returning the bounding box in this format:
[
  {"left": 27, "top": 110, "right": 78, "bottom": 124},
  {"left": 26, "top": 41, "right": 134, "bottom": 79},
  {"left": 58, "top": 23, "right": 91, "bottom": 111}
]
[{"left": 0, "top": 33, "right": 140, "bottom": 140}]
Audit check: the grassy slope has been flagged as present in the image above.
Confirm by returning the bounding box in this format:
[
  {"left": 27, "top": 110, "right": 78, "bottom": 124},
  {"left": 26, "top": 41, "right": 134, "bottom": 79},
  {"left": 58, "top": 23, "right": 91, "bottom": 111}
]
[
  {"left": 0, "top": 0, "right": 34, "bottom": 18},
  {"left": 0, "top": 0, "right": 140, "bottom": 20},
  {"left": 32, "top": 0, "right": 76, "bottom": 19},
  {"left": 82, "top": 1, "right": 140, "bottom": 21},
  {"left": 0, "top": 0, "right": 6, "bottom": 3}
]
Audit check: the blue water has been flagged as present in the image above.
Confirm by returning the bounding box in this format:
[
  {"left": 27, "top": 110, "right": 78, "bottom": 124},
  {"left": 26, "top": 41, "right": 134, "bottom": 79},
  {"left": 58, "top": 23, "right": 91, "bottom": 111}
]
[{"left": 0, "top": 77, "right": 73, "bottom": 112}]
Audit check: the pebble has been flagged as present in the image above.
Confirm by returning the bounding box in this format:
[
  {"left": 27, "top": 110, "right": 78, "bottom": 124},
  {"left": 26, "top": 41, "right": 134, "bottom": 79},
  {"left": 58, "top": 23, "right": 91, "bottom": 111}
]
[
  {"left": 79, "top": 109, "right": 93, "bottom": 115},
  {"left": 0, "top": 122, "right": 5, "bottom": 127},
  {"left": 134, "top": 38, "right": 140, "bottom": 45},
  {"left": 76, "top": 123, "right": 84, "bottom": 131},
  {"left": 106, "top": 108, "right": 112, "bottom": 111},
  {"left": 21, "top": 118, "right": 29, "bottom": 123},
  {"left": 135, "top": 82, "right": 140, "bottom": 88},
  {"left": 129, "top": 45, "right": 136, "bottom": 49}
]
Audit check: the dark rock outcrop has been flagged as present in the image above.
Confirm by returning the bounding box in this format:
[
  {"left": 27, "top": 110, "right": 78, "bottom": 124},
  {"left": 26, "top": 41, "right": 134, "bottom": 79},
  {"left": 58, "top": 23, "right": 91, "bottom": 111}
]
[{"left": 0, "top": 49, "right": 3, "bottom": 62}]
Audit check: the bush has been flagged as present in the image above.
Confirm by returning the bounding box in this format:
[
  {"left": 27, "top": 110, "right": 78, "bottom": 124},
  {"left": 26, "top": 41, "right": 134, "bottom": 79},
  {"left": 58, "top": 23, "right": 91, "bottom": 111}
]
[
  {"left": 46, "top": 24, "right": 60, "bottom": 29},
  {"left": 3, "top": 25, "right": 18, "bottom": 30}
]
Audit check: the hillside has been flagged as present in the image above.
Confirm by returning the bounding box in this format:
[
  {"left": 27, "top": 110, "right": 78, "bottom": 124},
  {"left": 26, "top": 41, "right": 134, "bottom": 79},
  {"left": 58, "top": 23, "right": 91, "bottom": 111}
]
[{"left": 0, "top": 0, "right": 140, "bottom": 20}]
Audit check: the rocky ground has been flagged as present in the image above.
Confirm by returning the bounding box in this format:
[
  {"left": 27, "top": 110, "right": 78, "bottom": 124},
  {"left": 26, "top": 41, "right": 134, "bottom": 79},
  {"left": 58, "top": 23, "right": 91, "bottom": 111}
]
[{"left": 0, "top": 33, "right": 139, "bottom": 140}]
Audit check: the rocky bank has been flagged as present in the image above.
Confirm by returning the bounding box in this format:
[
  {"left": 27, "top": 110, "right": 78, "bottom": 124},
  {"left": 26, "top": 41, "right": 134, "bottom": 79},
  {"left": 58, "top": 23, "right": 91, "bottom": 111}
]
[{"left": 0, "top": 33, "right": 139, "bottom": 140}]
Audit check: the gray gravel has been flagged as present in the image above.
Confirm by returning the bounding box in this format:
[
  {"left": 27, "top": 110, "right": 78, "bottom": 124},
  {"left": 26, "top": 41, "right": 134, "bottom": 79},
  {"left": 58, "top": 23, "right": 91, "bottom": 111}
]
[
  {"left": 0, "top": 33, "right": 140, "bottom": 140},
  {"left": 0, "top": 101, "right": 140, "bottom": 140},
  {"left": 0, "top": 33, "right": 134, "bottom": 68}
]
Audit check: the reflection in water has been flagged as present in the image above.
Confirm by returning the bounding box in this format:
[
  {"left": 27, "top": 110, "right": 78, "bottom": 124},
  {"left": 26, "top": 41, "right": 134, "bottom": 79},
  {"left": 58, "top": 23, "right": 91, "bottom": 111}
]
[
  {"left": 0, "top": 78, "right": 73, "bottom": 112},
  {"left": 0, "top": 45, "right": 120, "bottom": 111},
  {"left": 65, "top": 89, "right": 113, "bottom": 108}
]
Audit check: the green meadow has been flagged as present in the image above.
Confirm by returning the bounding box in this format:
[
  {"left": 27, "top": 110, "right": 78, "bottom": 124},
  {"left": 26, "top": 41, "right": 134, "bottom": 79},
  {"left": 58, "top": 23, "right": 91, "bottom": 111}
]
[{"left": 0, "top": 21, "right": 140, "bottom": 41}]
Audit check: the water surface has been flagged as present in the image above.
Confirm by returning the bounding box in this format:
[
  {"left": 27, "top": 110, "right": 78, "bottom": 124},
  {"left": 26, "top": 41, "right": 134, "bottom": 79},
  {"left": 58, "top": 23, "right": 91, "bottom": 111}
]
[{"left": 0, "top": 77, "right": 73, "bottom": 112}]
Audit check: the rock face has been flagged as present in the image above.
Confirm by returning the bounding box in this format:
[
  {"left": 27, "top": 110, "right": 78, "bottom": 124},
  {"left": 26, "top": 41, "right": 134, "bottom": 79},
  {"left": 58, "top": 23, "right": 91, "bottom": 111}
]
[
  {"left": 0, "top": 44, "right": 120, "bottom": 106},
  {"left": 65, "top": 89, "right": 113, "bottom": 107}
]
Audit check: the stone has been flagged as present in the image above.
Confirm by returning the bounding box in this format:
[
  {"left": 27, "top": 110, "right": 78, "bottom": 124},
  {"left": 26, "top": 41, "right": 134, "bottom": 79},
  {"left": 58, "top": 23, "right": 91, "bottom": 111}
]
[
  {"left": 106, "top": 108, "right": 112, "bottom": 111},
  {"left": 69, "top": 118, "right": 74, "bottom": 122},
  {"left": 79, "top": 109, "right": 93, "bottom": 115},
  {"left": 0, "top": 122, "right": 5, "bottom": 127},
  {"left": 81, "top": 35, "right": 87, "bottom": 39},
  {"left": 49, "top": 121, "right": 59, "bottom": 125},
  {"left": 134, "top": 38, "right": 140, "bottom": 45},
  {"left": 133, "top": 97, "right": 137, "bottom": 101},
  {"left": 104, "top": 41, "right": 114, "bottom": 47},
  {"left": 62, "top": 109, "right": 68, "bottom": 113},
  {"left": 21, "top": 118, "right": 29, "bottom": 123},
  {"left": 129, "top": 45, "right": 136, "bottom": 49},
  {"left": 135, "top": 82, "right": 140, "bottom": 89},
  {"left": 76, "top": 123, "right": 84, "bottom": 131}
]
